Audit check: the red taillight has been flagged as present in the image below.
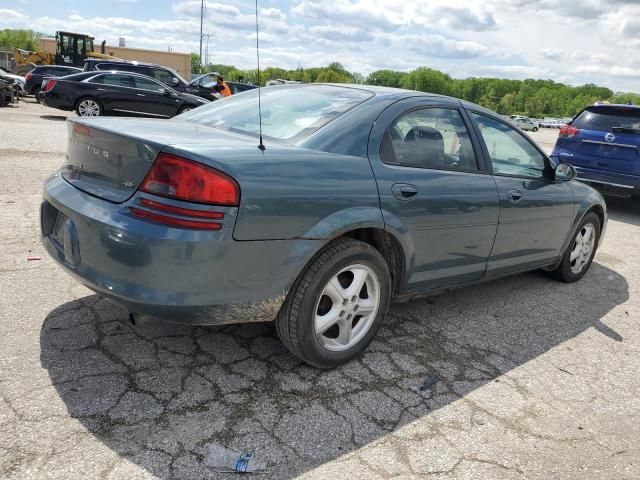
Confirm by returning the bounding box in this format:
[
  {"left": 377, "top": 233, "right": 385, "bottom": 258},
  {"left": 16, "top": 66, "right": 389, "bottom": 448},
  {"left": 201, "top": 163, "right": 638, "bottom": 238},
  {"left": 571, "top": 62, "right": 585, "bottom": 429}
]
[
  {"left": 44, "top": 79, "right": 57, "bottom": 92},
  {"left": 559, "top": 124, "right": 579, "bottom": 138},
  {"left": 73, "top": 124, "right": 91, "bottom": 136},
  {"left": 139, "top": 153, "right": 239, "bottom": 206},
  {"left": 25, "top": 72, "right": 32, "bottom": 81}
]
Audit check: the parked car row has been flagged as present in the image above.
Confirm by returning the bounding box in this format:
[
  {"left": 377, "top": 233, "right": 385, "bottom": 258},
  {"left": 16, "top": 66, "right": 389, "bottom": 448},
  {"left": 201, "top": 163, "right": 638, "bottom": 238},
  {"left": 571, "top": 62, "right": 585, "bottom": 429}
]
[
  {"left": 3, "top": 58, "right": 258, "bottom": 118},
  {"left": 538, "top": 118, "right": 567, "bottom": 128}
]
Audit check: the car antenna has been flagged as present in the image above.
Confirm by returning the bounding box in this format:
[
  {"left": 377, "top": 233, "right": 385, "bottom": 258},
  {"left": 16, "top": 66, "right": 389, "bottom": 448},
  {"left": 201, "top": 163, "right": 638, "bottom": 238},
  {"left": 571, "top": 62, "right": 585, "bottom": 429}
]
[{"left": 255, "top": 0, "right": 266, "bottom": 151}]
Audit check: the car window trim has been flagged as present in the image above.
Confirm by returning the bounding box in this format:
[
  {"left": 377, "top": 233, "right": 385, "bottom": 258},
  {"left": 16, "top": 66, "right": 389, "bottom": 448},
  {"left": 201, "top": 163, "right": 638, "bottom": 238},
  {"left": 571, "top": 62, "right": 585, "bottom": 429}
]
[
  {"left": 467, "top": 109, "right": 553, "bottom": 180},
  {"left": 85, "top": 73, "right": 174, "bottom": 94},
  {"left": 379, "top": 104, "right": 488, "bottom": 175}
]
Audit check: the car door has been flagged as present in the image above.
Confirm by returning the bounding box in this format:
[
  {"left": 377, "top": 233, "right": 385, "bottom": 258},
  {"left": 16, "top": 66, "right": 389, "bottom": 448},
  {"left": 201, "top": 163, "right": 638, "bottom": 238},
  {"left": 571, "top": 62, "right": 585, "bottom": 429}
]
[
  {"left": 468, "top": 111, "right": 575, "bottom": 276},
  {"left": 368, "top": 98, "right": 500, "bottom": 293},
  {"left": 87, "top": 73, "right": 137, "bottom": 113},
  {"left": 131, "top": 75, "right": 180, "bottom": 117}
]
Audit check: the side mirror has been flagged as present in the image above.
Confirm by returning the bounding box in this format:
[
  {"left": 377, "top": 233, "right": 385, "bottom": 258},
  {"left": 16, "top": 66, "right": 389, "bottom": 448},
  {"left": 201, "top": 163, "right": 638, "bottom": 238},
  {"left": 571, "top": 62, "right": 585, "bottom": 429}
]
[
  {"left": 172, "top": 77, "right": 179, "bottom": 86},
  {"left": 554, "top": 163, "right": 577, "bottom": 182}
]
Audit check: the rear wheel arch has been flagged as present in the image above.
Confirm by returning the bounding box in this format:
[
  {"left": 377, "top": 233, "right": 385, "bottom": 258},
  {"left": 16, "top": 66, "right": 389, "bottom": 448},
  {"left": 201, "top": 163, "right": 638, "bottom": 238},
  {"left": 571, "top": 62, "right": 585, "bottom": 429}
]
[{"left": 339, "top": 227, "right": 406, "bottom": 297}]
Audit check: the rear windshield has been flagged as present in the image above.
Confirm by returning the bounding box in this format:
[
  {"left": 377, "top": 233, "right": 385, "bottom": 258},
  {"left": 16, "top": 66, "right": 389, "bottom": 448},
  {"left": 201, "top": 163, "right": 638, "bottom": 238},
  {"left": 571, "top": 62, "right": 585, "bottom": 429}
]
[
  {"left": 573, "top": 106, "right": 640, "bottom": 131},
  {"left": 177, "top": 84, "right": 373, "bottom": 141}
]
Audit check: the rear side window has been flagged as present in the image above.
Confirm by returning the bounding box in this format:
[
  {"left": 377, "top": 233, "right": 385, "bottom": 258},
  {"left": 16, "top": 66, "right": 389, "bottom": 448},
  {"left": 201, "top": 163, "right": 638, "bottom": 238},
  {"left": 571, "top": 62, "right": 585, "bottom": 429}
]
[
  {"left": 573, "top": 106, "right": 640, "bottom": 132},
  {"left": 381, "top": 108, "right": 478, "bottom": 172}
]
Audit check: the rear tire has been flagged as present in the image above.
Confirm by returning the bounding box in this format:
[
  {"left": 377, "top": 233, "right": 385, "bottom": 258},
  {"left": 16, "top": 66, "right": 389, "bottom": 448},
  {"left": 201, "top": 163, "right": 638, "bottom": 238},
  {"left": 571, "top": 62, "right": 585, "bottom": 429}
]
[
  {"left": 34, "top": 88, "right": 41, "bottom": 103},
  {"left": 276, "top": 238, "right": 391, "bottom": 368},
  {"left": 549, "top": 212, "right": 600, "bottom": 283},
  {"left": 75, "top": 97, "right": 103, "bottom": 117},
  {"left": 532, "top": 127, "right": 539, "bottom": 132}
]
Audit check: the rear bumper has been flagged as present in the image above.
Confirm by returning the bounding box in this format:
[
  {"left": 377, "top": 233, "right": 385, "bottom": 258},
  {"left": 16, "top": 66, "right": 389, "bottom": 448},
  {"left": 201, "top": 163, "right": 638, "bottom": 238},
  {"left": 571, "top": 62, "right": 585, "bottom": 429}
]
[
  {"left": 41, "top": 173, "right": 322, "bottom": 325},
  {"left": 553, "top": 160, "right": 640, "bottom": 197}
]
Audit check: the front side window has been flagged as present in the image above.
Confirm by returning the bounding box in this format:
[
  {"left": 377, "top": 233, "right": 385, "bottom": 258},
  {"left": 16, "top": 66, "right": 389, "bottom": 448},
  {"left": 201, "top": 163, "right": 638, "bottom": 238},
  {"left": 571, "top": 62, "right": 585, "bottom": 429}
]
[
  {"left": 381, "top": 107, "right": 478, "bottom": 171},
  {"left": 151, "top": 69, "right": 173, "bottom": 85},
  {"left": 471, "top": 113, "right": 546, "bottom": 178}
]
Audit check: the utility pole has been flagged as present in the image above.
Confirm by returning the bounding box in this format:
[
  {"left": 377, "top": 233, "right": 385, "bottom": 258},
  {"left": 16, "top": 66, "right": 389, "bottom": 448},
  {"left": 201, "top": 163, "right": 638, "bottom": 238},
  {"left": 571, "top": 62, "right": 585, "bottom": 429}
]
[
  {"left": 199, "top": 0, "right": 205, "bottom": 73},
  {"left": 203, "top": 33, "right": 213, "bottom": 69}
]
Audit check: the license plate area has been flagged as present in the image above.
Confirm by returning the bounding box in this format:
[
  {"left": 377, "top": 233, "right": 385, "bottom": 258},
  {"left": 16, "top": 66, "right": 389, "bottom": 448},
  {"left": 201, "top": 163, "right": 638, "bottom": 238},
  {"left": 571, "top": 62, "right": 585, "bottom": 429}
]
[{"left": 50, "top": 211, "right": 68, "bottom": 247}]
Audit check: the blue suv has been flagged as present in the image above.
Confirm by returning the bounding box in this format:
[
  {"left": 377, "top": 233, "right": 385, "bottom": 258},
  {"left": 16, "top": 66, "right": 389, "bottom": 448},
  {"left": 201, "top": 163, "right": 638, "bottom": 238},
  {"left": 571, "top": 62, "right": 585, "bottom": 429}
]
[{"left": 551, "top": 104, "right": 640, "bottom": 199}]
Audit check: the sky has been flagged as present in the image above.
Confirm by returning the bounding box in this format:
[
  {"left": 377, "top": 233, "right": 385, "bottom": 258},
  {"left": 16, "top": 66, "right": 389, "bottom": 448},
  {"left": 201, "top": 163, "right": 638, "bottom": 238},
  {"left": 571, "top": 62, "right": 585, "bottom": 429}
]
[{"left": 2, "top": 0, "right": 640, "bottom": 92}]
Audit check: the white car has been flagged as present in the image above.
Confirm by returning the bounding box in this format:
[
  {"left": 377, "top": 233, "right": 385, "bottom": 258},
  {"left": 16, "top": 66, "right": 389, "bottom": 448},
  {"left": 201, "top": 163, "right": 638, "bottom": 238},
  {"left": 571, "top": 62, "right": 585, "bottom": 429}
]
[
  {"left": 0, "top": 68, "right": 25, "bottom": 94},
  {"left": 513, "top": 116, "right": 539, "bottom": 132}
]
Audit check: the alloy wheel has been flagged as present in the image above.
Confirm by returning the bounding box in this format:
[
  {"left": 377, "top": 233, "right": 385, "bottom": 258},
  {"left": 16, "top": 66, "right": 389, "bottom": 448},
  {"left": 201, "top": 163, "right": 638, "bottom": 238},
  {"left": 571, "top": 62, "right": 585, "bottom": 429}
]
[
  {"left": 78, "top": 99, "right": 100, "bottom": 117},
  {"left": 570, "top": 223, "right": 595, "bottom": 274},
  {"left": 314, "top": 264, "right": 380, "bottom": 351}
]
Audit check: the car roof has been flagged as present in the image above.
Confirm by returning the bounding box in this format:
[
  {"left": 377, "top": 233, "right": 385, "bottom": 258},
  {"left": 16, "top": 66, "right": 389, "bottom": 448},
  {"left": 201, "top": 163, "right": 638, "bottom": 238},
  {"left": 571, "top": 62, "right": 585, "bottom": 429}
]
[
  {"left": 36, "top": 65, "right": 81, "bottom": 70},
  {"left": 62, "top": 70, "right": 169, "bottom": 82},
  {"left": 85, "top": 59, "right": 161, "bottom": 68},
  {"left": 588, "top": 103, "right": 640, "bottom": 110},
  {"left": 296, "top": 82, "right": 462, "bottom": 101}
]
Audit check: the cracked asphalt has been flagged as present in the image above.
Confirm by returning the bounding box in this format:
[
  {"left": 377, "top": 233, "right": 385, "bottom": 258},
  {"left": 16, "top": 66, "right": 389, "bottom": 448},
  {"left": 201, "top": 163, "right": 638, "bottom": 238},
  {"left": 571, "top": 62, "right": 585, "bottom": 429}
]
[{"left": 1, "top": 101, "right": 639, "bottom": 479}]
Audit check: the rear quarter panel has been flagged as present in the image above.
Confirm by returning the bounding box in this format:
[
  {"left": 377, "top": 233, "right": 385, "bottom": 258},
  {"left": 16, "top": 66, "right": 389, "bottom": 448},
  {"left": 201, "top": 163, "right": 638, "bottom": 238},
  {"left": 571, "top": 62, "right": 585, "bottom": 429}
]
[{"left": 162, "top": 144, "right": 383, "bottom": 241}]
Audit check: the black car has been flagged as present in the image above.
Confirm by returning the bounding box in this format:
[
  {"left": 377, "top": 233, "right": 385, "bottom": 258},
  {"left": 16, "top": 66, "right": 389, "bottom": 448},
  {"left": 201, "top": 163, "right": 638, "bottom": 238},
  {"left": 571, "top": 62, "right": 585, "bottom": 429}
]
[
  {"left": 188, "top": 73, "right": 257, "bottom": 100},
  {"left": 81, "top": 59, "right": 217, "bottom": 100},
  {"left": 0, "top": 76, "right": 16, "bottom": 107},
  {"left": 25, "top": 65, "right": 82, "bottom": 100},
  {"left": 40, "top": 71, "right": 209, "bottom": 118}
]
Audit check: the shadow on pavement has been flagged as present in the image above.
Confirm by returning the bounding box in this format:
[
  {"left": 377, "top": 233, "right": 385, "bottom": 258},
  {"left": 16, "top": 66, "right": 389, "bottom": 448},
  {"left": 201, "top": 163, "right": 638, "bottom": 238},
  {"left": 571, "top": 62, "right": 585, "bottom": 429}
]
[
  {"left": 40, "top": 115, "right": 68, "bottom": 121},
  {"left": 40, "top": 263, "right": 628, "bottom": 479},
  {"left": 606, "top": 196, "right": 640, "bottom": 226}
]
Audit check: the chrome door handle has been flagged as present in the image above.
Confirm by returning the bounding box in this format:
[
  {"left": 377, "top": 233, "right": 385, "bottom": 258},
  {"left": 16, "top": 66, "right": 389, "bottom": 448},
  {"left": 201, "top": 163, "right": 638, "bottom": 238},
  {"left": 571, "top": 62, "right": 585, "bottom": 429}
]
[
  {"left": 136, "top": 93, "right": 145, "bottom": 97},
  {"left": 508, "top": 189, "right": 523, "bottom": 202}
]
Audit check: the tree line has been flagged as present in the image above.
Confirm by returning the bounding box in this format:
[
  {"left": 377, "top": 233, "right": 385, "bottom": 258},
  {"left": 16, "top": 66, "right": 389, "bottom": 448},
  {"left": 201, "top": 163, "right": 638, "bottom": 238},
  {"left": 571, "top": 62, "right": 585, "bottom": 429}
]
[
  {"left": 195, "top": 58, "right": 640, "bottom": 118},
  {"left": 2, "top": 26, "right": 636, "bottom": 118}
]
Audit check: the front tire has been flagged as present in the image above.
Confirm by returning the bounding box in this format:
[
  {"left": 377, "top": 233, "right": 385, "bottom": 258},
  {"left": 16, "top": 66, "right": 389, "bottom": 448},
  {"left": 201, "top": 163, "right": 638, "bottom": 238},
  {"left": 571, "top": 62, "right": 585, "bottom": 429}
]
[
  {"left": 178, "top": 106, "right": 192, "bottom": 115},
  {"left": 76, "top": 97, "right": 103, "bottom": 117},
  {"left": 532, "top": 127, "right": 539, "bottom": 132},
  {"left": 276, "top": 238, "right": 391, "bottom": 368},
  {"left": 549, "top": 212, "right": 600, "bottom": 282}
]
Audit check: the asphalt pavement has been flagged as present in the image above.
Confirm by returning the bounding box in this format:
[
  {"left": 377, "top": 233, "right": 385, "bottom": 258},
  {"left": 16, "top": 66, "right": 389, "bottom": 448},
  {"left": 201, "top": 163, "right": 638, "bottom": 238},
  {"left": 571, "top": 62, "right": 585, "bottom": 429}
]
[{"left": 0, "top": 101, "right": 638, "bottom": 479}]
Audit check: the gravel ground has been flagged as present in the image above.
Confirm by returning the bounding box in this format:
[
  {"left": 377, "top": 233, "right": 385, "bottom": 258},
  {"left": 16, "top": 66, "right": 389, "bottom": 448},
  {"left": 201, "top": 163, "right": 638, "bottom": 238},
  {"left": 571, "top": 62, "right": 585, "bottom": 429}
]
[{"left": 1, "top": 100, "right": 639, "bottom": 479}]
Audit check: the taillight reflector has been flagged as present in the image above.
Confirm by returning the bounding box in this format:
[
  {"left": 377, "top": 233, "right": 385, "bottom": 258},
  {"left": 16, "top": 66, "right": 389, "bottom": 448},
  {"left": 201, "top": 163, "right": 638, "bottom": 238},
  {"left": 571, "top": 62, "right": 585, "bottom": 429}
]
[
  {"left": 139, "top": 153, "right": 239, "bottom": 206},
  {"left": 73, "top": 124, "right": 92, "bottom": 136},
  {"left": 25, "top": 72, "right": 32, "bottom": 81},
  {"left": 130, "top": 207, "right": 222, "bottom": 230},
  {"left": 140, "top": 198, "right": 224, "bottom": 219},
  {"left": 44, "top": 79, "right": 57, "bottom": 92},
  {"left": 559, "top": 124, "right": 579, "bottom": 138}
]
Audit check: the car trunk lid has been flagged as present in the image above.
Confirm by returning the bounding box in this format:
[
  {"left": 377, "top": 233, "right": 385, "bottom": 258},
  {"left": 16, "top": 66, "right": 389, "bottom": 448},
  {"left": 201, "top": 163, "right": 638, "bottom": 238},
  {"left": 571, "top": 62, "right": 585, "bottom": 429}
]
[{"left": 61, "top": 117, "right": 259, "bottom": 203}]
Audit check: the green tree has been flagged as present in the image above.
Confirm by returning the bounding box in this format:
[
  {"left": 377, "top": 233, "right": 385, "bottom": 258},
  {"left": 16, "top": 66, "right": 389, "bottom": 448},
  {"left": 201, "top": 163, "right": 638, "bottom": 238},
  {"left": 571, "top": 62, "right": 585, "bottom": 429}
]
[
  {"left": 0, "top": 29, "right": 44, "bottom": 51},
  {"left": 190, "top": 53, "right": 201, "bottom": 74}
]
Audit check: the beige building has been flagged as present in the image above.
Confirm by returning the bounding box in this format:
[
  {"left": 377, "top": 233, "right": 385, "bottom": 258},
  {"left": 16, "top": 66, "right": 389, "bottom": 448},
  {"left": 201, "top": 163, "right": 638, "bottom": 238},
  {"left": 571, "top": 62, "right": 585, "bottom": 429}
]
[{"left": 38, "top": 38, "right": 192, "bottom": 80}]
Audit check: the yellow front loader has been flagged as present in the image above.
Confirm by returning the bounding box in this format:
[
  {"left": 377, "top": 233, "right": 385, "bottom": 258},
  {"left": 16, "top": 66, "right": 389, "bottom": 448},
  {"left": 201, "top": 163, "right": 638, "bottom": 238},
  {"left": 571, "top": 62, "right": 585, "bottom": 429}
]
[{"left": 12, "top": 31, "right": 120, "bottom": 74}]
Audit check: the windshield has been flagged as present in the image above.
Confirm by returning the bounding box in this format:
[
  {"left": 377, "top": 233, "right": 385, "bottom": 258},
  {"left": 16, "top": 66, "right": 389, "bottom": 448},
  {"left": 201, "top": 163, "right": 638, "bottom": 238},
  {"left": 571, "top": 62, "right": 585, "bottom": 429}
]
[
  {"left": 573, "top": 106, "right": 640, "bottom": 132},
  {"left": 177, "top": 84, "right": 372, "bottom": 141}
]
